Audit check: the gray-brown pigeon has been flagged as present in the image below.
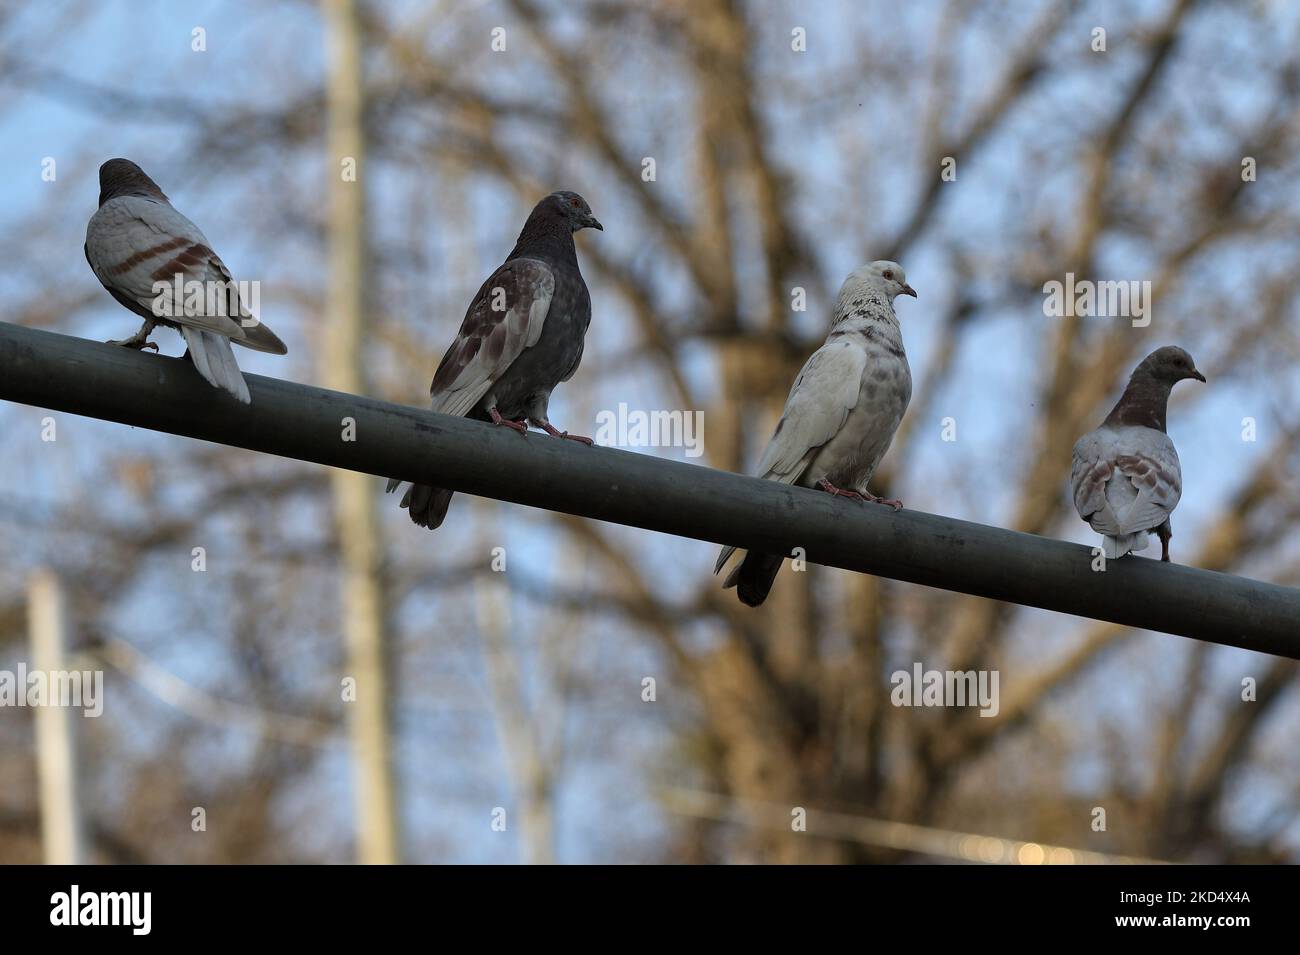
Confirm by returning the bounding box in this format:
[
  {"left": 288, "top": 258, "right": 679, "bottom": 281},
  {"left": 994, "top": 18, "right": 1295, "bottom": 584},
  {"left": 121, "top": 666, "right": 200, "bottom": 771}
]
[
  {"left": 387, "top": 190, "right": 602, "bottom": 529},
  {"left": 715, "top": 261, "right": 916, "bottom": 606},
  {"left": 84, "top": 159, "right": 287, "bottom": 404},
  {"left": 1070, "top": 345, "right": 1205, "bottom": 561}
]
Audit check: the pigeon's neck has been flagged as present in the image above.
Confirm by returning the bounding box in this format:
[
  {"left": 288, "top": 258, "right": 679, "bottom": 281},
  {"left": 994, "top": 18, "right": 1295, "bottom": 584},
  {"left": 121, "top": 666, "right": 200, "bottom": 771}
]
[
  {"left": 831, "top": 285, "right": 898, "bottom": 333},
  {"left": 100, "top": 184, "right": 168, "bottom": 207},
  {"left": 828, "top": 296, "right": 904, "bottom": 360},
  {"left": 509, "top": 216, "right": 578, "bottom": 266},
  {"left": 1102, "top": 373, "right": 1172, "bottom": 433}
]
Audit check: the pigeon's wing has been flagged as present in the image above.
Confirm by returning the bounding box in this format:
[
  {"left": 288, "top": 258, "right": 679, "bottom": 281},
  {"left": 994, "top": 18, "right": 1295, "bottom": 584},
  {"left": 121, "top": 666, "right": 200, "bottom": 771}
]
[
  {"left": 428, "top": 257, "right": 555, "bottom": 418},
  {"left": 1071, "top": 430, "right": 1119, "bottom": 533},
  {"left": 1072, "top": 427, "right": 1181, "bottom": 535},
  {"left": 755, "top": 339, "right": 867, "bottom": 483},
  {"left": 204, "top": 253, "right": 286, "bottom": 355},
  {"left": 716, "top": 341, "right": 866, "bottom": 577},
  {"left": 185, "top": 247, "right": 285, "bottom": 354},
  {"left": 85, "top": 196, "right": 255, "bottom": 342},
  {"left": 1110, "top": 431, "right": 1182, "bottom": 534}
]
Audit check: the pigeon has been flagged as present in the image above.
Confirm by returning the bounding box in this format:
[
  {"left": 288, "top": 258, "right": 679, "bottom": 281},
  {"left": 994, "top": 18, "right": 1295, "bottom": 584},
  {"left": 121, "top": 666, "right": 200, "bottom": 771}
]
[
  {"left": 387, "top": 190, "right": 603, "bottom": 530},
  {"left": 715, "top": 261, "right": 917, "bottom": 607},
  {"left": 1070, "top": 345, "right": 1205, "bottom": 562},
  {"left": 84, "top": 158, "right": 287, "bottom": 404}
]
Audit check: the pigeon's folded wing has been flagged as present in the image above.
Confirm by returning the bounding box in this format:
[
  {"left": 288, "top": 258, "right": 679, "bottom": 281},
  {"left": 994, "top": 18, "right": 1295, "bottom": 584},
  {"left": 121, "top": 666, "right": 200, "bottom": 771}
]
[
  {"left": 195, "top": 250, "right": 285, "bottom": 355},
  {"left": 755, "top": 339, "right": 867, "bottom": 483},
  {"left": 715, "top": 340, "right": 867, "bottom": 577},
  {"left": 1071, "top": 431, "right": 1118, "bottom": 532},
  {"left": 428, "top": 258, "right": 555, "bottom": 418},
  {"left": 1072, "top": 428, "right": 1181, "bottom": 535},
  {"left": 1111, "top": 435, "right": 1182, "bottom": 534},
  {"left": 85, "top": 196, "right": 254, "bottom": 343}
]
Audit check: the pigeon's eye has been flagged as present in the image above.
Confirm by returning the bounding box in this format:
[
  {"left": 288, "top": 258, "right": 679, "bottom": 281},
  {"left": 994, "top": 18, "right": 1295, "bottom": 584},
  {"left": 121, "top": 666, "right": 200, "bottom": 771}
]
[
  {"left": 883, "top": 270, "right": 894, "bottom": 280},
  {"left": 570, "top": 198, "right": 581, "bottom": 208}
]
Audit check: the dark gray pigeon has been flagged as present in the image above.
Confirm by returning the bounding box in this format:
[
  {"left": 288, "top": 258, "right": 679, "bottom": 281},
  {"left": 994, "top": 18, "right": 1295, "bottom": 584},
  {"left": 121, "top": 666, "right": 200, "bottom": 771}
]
[
  {"left": 1071, "top": 345, "right": 1205, "bottom": 561},
  {"left": 387, "top": 191, "right": 602, "bottom": 529}
]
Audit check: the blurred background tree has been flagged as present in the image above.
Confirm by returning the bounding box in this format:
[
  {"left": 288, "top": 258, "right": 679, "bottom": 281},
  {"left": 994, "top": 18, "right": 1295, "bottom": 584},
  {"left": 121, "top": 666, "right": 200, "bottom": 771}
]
[{"left": 0, "top": 0, "right": 1298, "bottom": 863}]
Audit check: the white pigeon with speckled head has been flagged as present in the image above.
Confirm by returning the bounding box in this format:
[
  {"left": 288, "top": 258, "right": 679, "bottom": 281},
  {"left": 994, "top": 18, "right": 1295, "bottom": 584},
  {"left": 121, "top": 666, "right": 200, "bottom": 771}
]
[{"left": 715, "top": 261, "right": 916, "bottom": 606}]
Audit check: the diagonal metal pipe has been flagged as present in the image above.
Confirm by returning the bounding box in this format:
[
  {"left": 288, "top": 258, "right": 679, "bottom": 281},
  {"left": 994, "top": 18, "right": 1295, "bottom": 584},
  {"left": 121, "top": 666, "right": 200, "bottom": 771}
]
[{"left": 2, "top": 321, "right": 1297, "bottom": 657}]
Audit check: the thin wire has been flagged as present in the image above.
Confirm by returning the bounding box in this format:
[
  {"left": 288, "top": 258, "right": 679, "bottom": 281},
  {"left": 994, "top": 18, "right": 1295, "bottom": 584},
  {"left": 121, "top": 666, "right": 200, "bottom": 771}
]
[
  {"left": 88, "top": 638, "right": 340, "bottom": 749},
  {"left": 661, "top": 788, "right": 1173, "bottom": 865}
]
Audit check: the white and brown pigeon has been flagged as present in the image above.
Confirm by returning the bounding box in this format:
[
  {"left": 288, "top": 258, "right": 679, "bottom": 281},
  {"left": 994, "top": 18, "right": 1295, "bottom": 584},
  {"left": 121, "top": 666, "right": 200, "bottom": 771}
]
[
  {"left": 387, "top": 191, "right": 603, "bottom": 530},
  {"left": 715, "top": 261, "right": 916, "bottom": 607},
  {"left": 84, "top": 158, "right": 286, "bottom": 404},
  {"left": 1070, "top": 345, "right": 1205, "bottom": 562}
]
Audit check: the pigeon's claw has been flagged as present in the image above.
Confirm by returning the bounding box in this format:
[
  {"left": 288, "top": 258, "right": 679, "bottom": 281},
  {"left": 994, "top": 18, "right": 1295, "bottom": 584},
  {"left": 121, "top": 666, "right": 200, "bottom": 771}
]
[
  {"left": 537, "top": 421, "right": 593, "bottom": 445},
  {"left": 107, "top": 322, "right": 159, "bottom": 351},
  {"left": 816, "top": 478, "right": 865, "bottom": 500},
  {"left": 864, "top": 491, "right": 904, "bottom": 511},
  {"left": 107, "top": 337, "right": 160, "bottom": 352},
  {"left": 489, "top": 406, "right": 529, "bottom": 433}
]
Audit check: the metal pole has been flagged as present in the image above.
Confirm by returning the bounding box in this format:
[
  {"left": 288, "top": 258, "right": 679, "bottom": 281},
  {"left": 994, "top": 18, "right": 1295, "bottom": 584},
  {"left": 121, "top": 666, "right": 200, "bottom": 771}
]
[
  {"left": 27, "top": 568, "right": 87, "bottom": 864},
  {"left": 2, "top": 321, "right": 1298, "bottom": 657}
]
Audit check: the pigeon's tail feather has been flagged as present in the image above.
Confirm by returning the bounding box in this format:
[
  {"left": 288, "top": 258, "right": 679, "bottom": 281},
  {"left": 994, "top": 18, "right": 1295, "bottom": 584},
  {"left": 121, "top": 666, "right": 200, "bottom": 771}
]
[
  {"left": 399, "top": 483, "right": 455, "bottom": 530},
  {"left": 1103, "top": 531, "right": 1148, "bottom": 560},
  {"left": 181, "top": 326, "right": 250, "bottom": 404},
  {"left": 722, "top": 551, "right": 785, "bottom": 607}
]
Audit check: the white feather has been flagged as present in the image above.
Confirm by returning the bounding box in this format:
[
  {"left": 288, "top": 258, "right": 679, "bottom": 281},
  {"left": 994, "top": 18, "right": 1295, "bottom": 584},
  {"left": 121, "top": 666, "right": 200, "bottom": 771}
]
[{"left": 181, "top": 326, "right": 250, "bottom": 404}]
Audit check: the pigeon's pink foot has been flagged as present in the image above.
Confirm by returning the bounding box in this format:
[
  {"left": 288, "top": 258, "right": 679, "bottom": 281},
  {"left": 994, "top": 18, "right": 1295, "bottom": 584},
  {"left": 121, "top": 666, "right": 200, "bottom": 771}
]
[
  {"left": 864, "top": 491, "right": 904, "bottom": 511},
  {"left": 108, "top": 319, "right": 159, "bottom": 351},
  {"left": 817, "top": 478, "right": 865, "bottom": 500},
  {"left": 537, "top": 421, "right": 593, "bottom": 445},
  {"left": 489, "top": 407, "right": 529, "bottom": 433}
]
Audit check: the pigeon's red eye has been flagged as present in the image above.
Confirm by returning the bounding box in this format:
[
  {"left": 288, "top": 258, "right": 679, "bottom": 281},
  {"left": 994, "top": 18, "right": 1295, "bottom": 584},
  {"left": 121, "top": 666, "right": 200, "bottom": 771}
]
[{"left": 570, "top": 198, "right": 581, "bottom": 207}]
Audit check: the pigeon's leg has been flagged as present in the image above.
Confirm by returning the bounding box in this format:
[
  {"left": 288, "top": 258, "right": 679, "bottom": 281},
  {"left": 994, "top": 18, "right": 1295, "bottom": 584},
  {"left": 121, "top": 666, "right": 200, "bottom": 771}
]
[
  {"left": 524, "top": 395, "right": 593, "bottom": 444},
  {"left": 107, "top": 318, "right": 159, "bottom": 352},
  {"left": 816, "top": 478, "right": 865, "bottom": 501},
  {"left": 488, "top": 406, "right": 529, "bottom": 434},
  {"left": 1155, "top": 519, "right": 1172, "bottom": 562},
  {"left": 862, "top": 489, "right": 904, "bottom": 512}
]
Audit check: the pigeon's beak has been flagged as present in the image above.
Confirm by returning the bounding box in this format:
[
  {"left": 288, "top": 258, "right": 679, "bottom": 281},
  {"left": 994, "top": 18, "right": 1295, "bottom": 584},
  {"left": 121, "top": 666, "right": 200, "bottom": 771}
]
[
  {"left": 584, "top": 215, "right": 604, "bottom": 231},
  {"left": 902, "top": 283, "right": 918, "bottom": 298},
  {"left": 1190, "top": 368, "right": 1206, "bottom": 383}
]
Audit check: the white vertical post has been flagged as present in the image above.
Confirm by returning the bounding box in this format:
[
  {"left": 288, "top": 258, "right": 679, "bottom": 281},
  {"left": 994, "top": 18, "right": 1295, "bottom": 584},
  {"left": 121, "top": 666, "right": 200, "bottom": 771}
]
[
  {"left": 322, "top": 0, "right": 401, "bottom": 864},
  {"left": 28, "top": 568, "right": 86, "bottom": 864}
]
